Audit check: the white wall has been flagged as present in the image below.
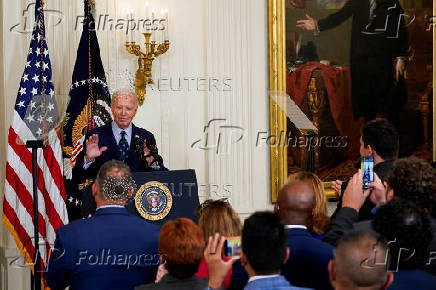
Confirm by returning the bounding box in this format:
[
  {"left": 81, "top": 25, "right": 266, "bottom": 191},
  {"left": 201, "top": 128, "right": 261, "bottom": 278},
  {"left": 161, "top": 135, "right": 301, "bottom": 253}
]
[{"left": 0, "top": 0, "right": 271, "bottom": 288}]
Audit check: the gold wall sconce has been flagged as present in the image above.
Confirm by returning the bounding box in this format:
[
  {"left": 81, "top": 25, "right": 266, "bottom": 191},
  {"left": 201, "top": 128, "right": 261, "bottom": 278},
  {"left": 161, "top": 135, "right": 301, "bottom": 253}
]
[{"left": 125, "top": 7, "right": 169, "bottom": 106}]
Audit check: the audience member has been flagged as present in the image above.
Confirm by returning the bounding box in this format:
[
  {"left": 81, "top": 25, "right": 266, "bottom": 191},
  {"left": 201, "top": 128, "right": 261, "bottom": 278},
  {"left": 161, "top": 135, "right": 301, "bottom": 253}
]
[
  {"left": 195, "top": 199, "right": 246, "bottom": 289},
  {"left": 372, "top": 156, "right": 436, "bottom": 214},
  {"left": 372, "top": 199, "right": 436, "bottom": 289},
  {"left": 206, "top": 211, "right": 307, "bottom": 290},
  {"left": 331, "top": 119, "right": 399, "bottom": 221},
  {"left": 44, "top": 160, "right": 160, "bottom": 290},
  {"left": 288, "top": 171, "right": 330, "bottom": 237},
  {"left": 136, "top": 218, "right": 207, "bottom": 290},
  {"left": 324, "top": 157, "right": 436, "bottom": 275},
  {"left": 329, "top": 231, "right": 393, "bottom": 290},
  {"left": 323, "top": 169, "right": 372, "bottom": 246},
  {"left": 276, "top": 179, "right": 334, "bottom": 289}
]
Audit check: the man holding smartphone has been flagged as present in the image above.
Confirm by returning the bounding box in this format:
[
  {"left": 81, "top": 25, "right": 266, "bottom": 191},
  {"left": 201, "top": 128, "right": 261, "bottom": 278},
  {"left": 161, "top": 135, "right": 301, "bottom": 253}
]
[{"left": 331, "top": 119, "right": 399, "bottom": 221}]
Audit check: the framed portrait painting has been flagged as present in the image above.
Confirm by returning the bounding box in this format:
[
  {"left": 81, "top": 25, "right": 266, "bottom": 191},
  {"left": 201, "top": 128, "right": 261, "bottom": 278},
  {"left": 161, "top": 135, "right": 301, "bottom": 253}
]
[{"left": 268, "top": 0, "right": 435, "bottom": 201}]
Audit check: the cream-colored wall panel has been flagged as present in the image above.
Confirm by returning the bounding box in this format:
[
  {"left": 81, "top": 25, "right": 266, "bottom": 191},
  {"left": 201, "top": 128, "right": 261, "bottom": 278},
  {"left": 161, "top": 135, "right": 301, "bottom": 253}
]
[
  {"left": 205, "top": 0, "right": 271, "bottom": 215},
  {"left": 1, "top": 0, "right": 29, "bottom": 250},
  {"left": 0, "top": 0, "right": 271, "bottom": 288}
]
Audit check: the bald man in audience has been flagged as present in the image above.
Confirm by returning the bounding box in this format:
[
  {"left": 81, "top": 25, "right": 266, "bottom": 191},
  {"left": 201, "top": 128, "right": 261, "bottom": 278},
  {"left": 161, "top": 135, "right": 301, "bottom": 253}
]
[
  {"left": 275, "top": 180, "right": 334, "bottom": 290},
  {"left": 329, "top": 231, "right": 393, "bottom": 290}
]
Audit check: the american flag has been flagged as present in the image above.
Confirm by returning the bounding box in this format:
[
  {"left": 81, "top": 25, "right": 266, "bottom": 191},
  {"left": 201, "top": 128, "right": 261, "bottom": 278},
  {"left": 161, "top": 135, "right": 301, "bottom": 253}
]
[{"left": 2, "top": 0, "right": 68, "bottom": 276}]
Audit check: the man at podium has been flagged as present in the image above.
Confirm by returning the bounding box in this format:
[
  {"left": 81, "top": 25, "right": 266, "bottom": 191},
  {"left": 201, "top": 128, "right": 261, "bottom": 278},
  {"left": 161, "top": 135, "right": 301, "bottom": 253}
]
[{"left": 72, "top": 89, "right": 167, "bottom": 217}]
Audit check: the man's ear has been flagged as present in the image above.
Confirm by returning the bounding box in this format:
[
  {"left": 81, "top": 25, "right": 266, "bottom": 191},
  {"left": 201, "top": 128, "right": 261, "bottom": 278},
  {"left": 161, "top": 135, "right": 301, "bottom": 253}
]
[
  {"left": 367, "top": 144, "right": 375, "bottom": 157},
  {"left": 127, "top": 186, "right": 135, "bottom": 198},
  {"left": 381, "top": 272, "right": 394, "bottom": 290},
  {"left": 283, "top": 248, "right": 290, "bottom": 264},
  {"left": 92, "top": 182, "right": 98, "bottom": 197},
  {"left": 328, "top": 260, "right": 337, "bottom": 287},
  {"left": 386, "top": 187, "right": 394, "bottom": 202},
  {"left": 240, "top": 251, "right": 247, "bottom": 267}
]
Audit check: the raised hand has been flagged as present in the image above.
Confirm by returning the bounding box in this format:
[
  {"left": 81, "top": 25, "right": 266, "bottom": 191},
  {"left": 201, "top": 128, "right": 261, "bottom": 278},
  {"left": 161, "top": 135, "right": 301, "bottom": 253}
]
[
  {"left": 143, "top": 139, "right": 155, "bottom": 166},
  {"left": 296, "top": 14, "right": 316, "bottom": 31},
  {"left": 342, "top": 170, "right": 372, "bottom": 212},
  {"left": 154, "top": 263, "right": 168, "bottom": 283},
  {"left": 85, "top": 134, "right": 107, "bottom": 163},
  {"left": 395, "top": 58, "right": 406, "bottom": 82},
  {"left": 331, "top": 180, "right": 343, "bottom": 198},
  {"left": 204, "top": 233, "right": 237, "bottom": 289},
  {"left": 368, "top": 173, "right": 387, "bottom": 206}
]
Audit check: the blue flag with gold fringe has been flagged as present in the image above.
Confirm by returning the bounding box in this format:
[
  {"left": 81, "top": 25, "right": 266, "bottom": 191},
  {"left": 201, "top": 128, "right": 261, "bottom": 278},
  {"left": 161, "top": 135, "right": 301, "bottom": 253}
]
[{"left": 62, "top": 0, "right": 112, "bottom": 220}]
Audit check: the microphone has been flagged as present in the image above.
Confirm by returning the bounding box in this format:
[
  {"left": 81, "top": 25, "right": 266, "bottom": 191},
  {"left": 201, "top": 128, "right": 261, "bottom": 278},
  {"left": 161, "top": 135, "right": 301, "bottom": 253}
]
[
  {"left": 145, "top": 138, "right": 162, "bottom": 170},
  {"left": 134, "top": 135, "right": 145, "bottom": 161},
  {"left": 134, "top": 135, "right": 162, "bottom": 170}
]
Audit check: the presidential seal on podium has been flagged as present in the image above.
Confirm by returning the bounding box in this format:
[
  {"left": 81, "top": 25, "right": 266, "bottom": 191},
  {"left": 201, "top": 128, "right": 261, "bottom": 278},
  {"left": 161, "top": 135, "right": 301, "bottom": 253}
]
[{"left": 135, "top": 181, "right": 173, "bottom": 221}]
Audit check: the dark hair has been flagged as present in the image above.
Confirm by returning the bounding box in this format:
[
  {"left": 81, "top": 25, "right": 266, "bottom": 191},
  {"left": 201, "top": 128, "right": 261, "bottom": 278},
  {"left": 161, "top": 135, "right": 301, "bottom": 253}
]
[
  {"left": 372, "top": 199, "right": 433, "bottom": 270},
  {"left": 242, "top": 211, "right": 286, "bottom": 275},
  {"left": 335, "top": 231, "right": 389, "bottom": 288},
  {"left": 361, "top": 119, "right": 399, "bottom": 161},
  {"left": 158, "top": 218, "right": 205, "bottom": 279},
  {"left": 387, "top": 157, "right": 436, "bottom": 214},
  {"left": 96, "top": 160, "right": 135, "bottom": 202}
]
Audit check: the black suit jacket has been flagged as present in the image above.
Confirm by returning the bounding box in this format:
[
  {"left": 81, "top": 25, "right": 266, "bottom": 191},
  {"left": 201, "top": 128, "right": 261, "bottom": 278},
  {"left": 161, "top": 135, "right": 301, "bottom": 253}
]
[
  {"left": 325, "top": 208, "right": 436, "bottom": 276},
  {"left": 318, "top": 0, "right": 408, "bottom": 118},
  {"left": 331, "top": 159, "right": 394, "bottom": 221}
]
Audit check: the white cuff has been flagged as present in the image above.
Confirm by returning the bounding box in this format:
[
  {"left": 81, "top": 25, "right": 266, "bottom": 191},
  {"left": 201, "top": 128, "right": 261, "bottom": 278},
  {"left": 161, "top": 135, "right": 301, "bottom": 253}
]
[{"left": 83, "top": 156, "right": 94, "bottom": 169}]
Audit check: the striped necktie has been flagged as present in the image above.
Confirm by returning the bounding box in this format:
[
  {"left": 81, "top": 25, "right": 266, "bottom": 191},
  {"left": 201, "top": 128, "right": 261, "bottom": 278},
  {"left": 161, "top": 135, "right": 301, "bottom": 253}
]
[{"left": 119, "top": 130, "right": 129, "bottom": 162}]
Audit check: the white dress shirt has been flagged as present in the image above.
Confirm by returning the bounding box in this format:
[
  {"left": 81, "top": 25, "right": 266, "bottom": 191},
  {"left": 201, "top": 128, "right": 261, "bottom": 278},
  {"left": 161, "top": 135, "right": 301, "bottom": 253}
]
[
  {"left": 284, "top": 225, "right": 307, "bottom": 230},
  {"left": 248, "top": 274, "right": 280, "bottom": 283}
]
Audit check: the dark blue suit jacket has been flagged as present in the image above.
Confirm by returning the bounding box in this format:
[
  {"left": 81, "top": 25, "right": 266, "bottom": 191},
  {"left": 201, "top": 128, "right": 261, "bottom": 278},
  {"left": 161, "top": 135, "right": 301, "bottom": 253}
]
[
  {"left": 389, "top": 269, "right": 436, "bottom": 290},
  {"left": 244, "top": 275, "right": 306, "bottom": 290},
  {"left": 73, "top": 123, "right": 159, "bottom": 183},
  {"left": 44, "top": 207, "right": 161, "bottom": 290},
  {"left": 282, "top": 228, "right": 334, "bottom": 290}
]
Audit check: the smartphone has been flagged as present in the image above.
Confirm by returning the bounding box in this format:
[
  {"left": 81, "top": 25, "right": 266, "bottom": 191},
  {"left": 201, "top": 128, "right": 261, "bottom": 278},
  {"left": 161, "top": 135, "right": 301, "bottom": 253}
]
[
  {"left": 361, "top": 157, "right": 374, "bottom": 189},
  {"left": 224, "top": 236, "right": 241, "bottom": 258}
]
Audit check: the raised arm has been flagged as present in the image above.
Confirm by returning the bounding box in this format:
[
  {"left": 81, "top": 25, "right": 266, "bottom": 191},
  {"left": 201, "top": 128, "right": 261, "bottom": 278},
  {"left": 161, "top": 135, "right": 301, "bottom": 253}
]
[{"left": 317, "top": 0, "right": 355, "bottom": 31}]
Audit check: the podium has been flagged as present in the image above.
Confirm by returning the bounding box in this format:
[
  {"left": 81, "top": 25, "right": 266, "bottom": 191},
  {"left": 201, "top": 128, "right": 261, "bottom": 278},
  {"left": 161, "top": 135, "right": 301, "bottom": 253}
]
[{"left": 125, "top": 169, "right": 200, "bottom": 226}]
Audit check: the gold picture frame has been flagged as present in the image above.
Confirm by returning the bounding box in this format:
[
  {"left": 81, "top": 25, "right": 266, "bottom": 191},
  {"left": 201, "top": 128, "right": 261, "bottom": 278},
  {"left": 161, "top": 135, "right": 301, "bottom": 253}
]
[
  {"left": 268, "top": 0, "right": 435, "bottom": 203},
  {"left": 268, "top": 0, "right": 288, "bottom": 203}
]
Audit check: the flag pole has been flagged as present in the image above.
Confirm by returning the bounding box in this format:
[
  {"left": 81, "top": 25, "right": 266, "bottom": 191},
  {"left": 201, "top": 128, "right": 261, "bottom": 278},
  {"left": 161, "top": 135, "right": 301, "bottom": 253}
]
[
  {"left": 29, "top": 0, "right": 45, "bottom": 289},
  {"left": 26, "top": 140, "right": 43, "bottom": 290}
]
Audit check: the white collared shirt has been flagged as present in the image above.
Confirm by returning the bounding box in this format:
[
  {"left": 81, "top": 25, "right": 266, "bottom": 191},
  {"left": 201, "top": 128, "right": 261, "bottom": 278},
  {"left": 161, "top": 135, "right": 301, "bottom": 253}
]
[
  {"left": 248, "top": 274, "right": 280, "bottom": 283},
  {"left": 96, "top": 205, "right": 124, "bottom": 211},
  {"left": 111, "top": 121, "right": 133, "bottom": 147},
  {"left": 284, "top": 225, "right": 307, "bottom": 230}
]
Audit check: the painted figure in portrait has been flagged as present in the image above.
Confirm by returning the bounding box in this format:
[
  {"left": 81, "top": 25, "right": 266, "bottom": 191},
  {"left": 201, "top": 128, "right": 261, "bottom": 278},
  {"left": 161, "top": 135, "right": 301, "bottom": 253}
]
[{"left": 284, "top": 0, "right": 433, "bottom": 181}]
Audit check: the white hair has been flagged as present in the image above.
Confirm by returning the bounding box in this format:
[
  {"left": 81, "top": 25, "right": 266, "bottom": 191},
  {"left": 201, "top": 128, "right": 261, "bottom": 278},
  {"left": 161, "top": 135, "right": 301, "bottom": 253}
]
[{"left": 112, "top": 88, "right": 138, "bottom": 106}]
